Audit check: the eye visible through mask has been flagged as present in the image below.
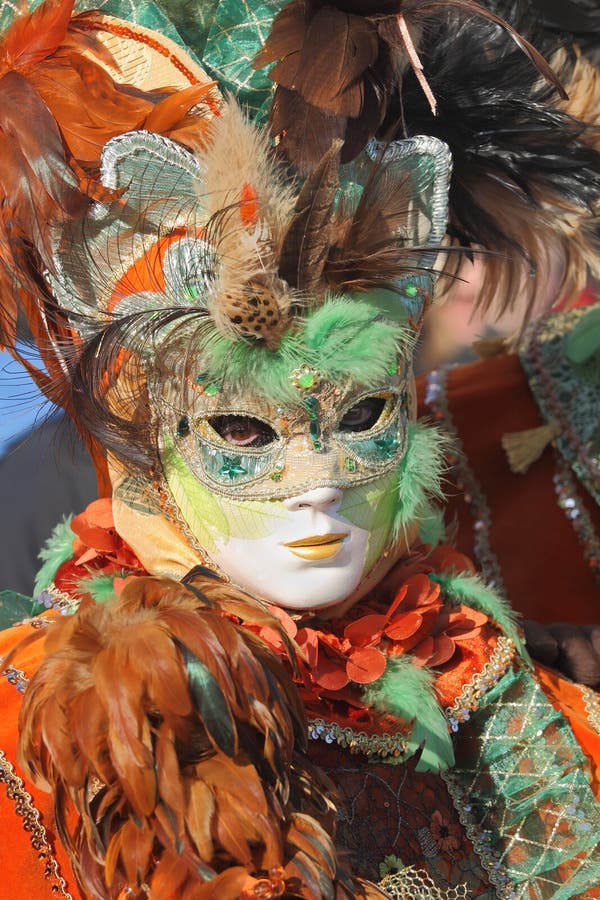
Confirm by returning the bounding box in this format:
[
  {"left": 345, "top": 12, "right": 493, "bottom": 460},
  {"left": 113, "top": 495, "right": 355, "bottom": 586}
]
[
  {"left": 209, "top": 415, "right": 279, "bottom": 447},
  {"left": 163, "top": 381, "right": 408, "bottom": 499},
  {"left": 338, "top": 396, "right": 387, "bottom": 433}
]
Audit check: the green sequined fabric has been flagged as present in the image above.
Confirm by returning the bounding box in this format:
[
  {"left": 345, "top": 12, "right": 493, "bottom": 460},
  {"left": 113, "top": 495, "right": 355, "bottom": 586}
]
[
  {"left": 199, "top": 0, "right": 282, "bottom": 119},
  {"left": 449, "top": 666, "right": 600, "bottom": 898},
  {"left": 0, "top": 591, "right": 42, "bottom": 631},
  {"left": 520, "top": 307, "right": 600, "bottom": 507}
]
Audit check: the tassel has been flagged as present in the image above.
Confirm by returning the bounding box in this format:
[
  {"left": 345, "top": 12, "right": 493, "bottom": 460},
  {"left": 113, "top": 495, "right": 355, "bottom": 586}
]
[
  {"left": 501, "top": 421, "right": 561, "bottom": 474},
  {"left": 472, "top": 334, "right": 512, "bottom": 358}
]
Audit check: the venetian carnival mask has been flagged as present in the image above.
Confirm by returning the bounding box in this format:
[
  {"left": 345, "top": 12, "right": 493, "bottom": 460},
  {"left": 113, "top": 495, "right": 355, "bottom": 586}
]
[{"left": 51, "top": 88, "right": 451, "bottom": 611}]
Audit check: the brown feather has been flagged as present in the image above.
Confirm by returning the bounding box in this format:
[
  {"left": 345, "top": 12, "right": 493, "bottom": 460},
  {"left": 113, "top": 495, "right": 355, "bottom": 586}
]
[
  {"left": 155, "top": 724, "right": 186, "bottom": 845},
  {"left": 271, "top": 86, "right": 347, "bottom": 177},
  {"left": 459, "top": 176, "right": 599, "bottom": 323},
  {"left": 119, "top": 819, "right": 155, "bottom": 892},
  {"left": 324, "top": 154, "right": 438, "bottom": 293},
  {"left": 18, "top": 575, "right": 377, "bottom": 897},
  {"left": 257, "top": 0, "right": 565, "bottom": 172},
  {"left": 184, "top": 778, "right": 215, "bottom": 860},
  {"left": 291, "top": 7, "right": 378, "bottom": 117},
  {"left": 279, "top": 140, "right": 342, "bottom": 294},
  {"left": 149, "top": 848, "right": 191, "bottom": 899}
]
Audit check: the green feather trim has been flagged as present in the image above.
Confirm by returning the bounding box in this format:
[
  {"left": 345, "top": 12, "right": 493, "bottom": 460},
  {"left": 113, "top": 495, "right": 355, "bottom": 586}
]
[
  {"left": 364, "top": 656, "right": 454, "bottom": 773},
  {"left": 392, "top": 422, "right": 447, "bottom": 542},
  {"left": 75, "top": 573, "right": 122, "bottom": 605},
  {"left": 417, "top": 505, "right": 446, "bottom": 547},
  {"left": 431, "top": 572, "right": 529, "bottom": 663},
  {"left": 170, "top": 296, "right": 412, "bottom": 405},
  {"left": 34, "top": 517, "right": 75, "bottom": 596}
]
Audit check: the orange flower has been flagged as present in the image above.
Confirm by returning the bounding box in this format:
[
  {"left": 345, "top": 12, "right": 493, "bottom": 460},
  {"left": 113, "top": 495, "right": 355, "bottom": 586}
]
[
  {"left": 429, "top": 810, "right": 462, "bottom": 853},
  {"left": 239, "top": 547, "right": 488, "bottom": 697},
  {"left": 71, "top": 498, "right": 143, "bottom": 571},
  {"left": 54, "top": 498, "right": 147, "bottom": 595}
]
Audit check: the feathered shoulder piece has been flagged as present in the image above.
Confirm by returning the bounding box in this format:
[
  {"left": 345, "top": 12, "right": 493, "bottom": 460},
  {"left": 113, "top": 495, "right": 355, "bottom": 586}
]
[{"left": 17, "top": 572, "right": 386, "bottom": 899}]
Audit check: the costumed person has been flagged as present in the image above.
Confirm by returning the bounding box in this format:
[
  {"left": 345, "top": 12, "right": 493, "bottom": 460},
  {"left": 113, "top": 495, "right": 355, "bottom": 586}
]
[
  {"left": 1, "top": 1, "right": 600, "bottom": 898},
  {"left": 415, "top": 2, "right": 600, "bottom": 679}
]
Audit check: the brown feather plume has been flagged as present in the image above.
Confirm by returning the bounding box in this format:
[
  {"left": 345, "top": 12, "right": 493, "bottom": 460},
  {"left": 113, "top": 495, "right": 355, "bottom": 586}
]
[
  {"left": 279, "top": 140, "right": 342, "bottom": 293},
  {"left": 325, "top": 155, "right": 436, "bottom": 293},
  {"left": 255, "top": 0, "right": 564, "bottom": 173},
  {"left": 17, "top": 573, "right": 386, "bottom": 899}
]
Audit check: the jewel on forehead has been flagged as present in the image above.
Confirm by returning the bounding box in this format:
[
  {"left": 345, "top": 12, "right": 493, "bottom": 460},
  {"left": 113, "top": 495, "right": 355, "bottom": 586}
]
[
  {"left": 404, "top": 284, "right": 418, "bottom": 298},
  {"left": 304, "top": 396, "right": 319, "bottom": 419},
  {"left": 291, "top": 364, "right": 321, "bottom": 391},
  {"left": 303, "top": 395, "right": 323, "bottom": 452}
]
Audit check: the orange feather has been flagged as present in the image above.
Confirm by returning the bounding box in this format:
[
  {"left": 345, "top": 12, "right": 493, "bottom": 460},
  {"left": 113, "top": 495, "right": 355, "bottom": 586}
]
[
  {"left": 17, "top": 574, "right": 386, "bottom": 898},
  {"left": 0, "top": 0, "right": 74, "bottom": 71}
]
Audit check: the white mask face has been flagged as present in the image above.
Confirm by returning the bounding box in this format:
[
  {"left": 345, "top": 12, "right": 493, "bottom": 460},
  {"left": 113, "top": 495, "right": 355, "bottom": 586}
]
[{"left": 161, "top": 446, "right": 401, "bottom": 611}]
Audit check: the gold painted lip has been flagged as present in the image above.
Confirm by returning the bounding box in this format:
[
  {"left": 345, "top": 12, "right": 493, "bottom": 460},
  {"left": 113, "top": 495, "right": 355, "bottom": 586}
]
[
  {"left": 284, "top": 533, "right": 348, "bottom": 561},
  {"left": 284, "top": 533, "right": 348, "bottom": 548}
]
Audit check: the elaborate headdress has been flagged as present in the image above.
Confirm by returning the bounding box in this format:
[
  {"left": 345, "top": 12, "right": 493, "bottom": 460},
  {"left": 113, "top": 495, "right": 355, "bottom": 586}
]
[{"left": 2, "top": 0, "right": 599, "bottom": 576}]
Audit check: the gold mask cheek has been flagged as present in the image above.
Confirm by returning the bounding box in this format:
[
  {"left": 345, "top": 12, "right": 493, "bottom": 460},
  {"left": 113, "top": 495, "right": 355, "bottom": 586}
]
[{"left": 338, "top": 469, "right": 400, "bottom": 575}]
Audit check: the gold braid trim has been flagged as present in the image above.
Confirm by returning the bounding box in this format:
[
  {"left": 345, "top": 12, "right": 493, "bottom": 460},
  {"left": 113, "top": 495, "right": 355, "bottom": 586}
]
[
  {"left": 580, "top": 684, "right": 600, "bottom": 735},
  {"left": 0, "top": 748, "right": 73, "bottom": 899}
]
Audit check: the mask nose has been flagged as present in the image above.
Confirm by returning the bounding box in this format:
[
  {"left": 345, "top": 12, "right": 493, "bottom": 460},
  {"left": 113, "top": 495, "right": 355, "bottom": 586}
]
[{"left": 283, "top": 486, "right": 343, "bottom": 513}]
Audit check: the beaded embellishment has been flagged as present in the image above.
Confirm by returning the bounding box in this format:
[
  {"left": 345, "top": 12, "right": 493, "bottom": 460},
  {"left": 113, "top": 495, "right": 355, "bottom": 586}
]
[
  {"left": 308, "top": 719, "right": 408, "bottom": 761},
  {"left": 380, "top": 867, "right": 470, "bottom": 899},
  {"left": 0, "top": 749, "right": 73, "bottom": 899},
  {"left": 445, "top": 636, "right": 516, "bottom": 730},
  {"left": 425, "top": 368, "right": 508, "bottom": 600}
]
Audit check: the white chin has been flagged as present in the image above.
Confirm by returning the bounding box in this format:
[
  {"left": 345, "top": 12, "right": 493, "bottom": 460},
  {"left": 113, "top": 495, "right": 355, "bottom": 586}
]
[
  {"left": 207, "top": 539, "right": 367, "bottom": 612},
  {"left": 257, "top": 566, "right": 364, "bottom": 610}
]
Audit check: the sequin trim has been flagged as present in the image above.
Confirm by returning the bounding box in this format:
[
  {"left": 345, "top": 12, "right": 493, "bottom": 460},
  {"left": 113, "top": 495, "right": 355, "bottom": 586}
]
[
  {"left": 552, "top": 455, "right": 600, "bottom": 586},
  {"left": 307, "top": 718, "right": 408, "bottom": 761},
  {"left": 425, "top": 369, "right": 508, "bottom": 600},
  {"left": 519, "top": 309, "right": 600, "bottom": 503},
  {"left": 445, "top": 637, "right": 516, "bottom": 730},
  {"left": 441, "top": 771, "right": 517, "bottom": 899},
  {"left": 0, "top": 660, "right": 29, "bottom": 693},
  {"left": 0, "top": 748, "right": 73, "bottom": 899},
  {"left": 35, "top": 584, "right": 80, "bottom": 615},
  {"left": 581, "top": 684, "right": 600, "bottom": 735}
]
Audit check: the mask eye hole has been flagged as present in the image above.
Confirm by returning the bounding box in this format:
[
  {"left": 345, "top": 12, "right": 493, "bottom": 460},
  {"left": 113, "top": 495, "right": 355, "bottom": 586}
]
[
  {"left": 209, "top": 415, "right": 278, "bottom": 448},
  {"left": 338, "top": 396, "right": 387, "bottom": 433}
]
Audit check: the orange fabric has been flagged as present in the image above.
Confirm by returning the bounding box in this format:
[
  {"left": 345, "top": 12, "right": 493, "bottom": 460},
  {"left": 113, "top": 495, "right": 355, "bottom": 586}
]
[
  {"left": 0, "top": 617, "right": 81, "bottom": 899},
  {"left": 416, "top": 354, "right": 600, "bottom": 623},
  {"left": 536, "top": 662, "right": 600, "bottom": 800}
]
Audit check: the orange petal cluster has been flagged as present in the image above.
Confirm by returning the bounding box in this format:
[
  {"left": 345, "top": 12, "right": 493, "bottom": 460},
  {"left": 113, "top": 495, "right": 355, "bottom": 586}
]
[
  {"left": 54, "top": 498, "right": 147, "bottom": 595},
  {"left": 248, "top": 548, "right": 490, "bottom": 697}
]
